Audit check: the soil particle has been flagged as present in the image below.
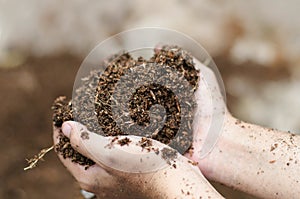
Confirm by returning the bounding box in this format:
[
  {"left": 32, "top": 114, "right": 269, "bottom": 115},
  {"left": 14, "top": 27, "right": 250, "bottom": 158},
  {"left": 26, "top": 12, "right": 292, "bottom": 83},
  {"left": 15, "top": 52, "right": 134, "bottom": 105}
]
[
  {"left": 80, "top": 131, "right": 89, "bottom": 140},
  {"left": 111, "top": 136, "right": 119, "bottom": 143},
  {"left": 290, "top": 133, "right": 295, "bottom": 145},
  {"left": 188, "top": 160, "right": 199, "bottom": 166},
  {"left": 269, "top": 160, "right": 276, "bottom": 164},
  {"left": 118, "top": 137, "right": 131, "bottom": 146},
  {"left": 270, "top": 143, "right": 278, "bottom": 152},
  {"left": 139, "top": 137, "right": 153, "bottom": 148},
  {"left": 235, "top": 119, "right": 241, "bottom": 125}
]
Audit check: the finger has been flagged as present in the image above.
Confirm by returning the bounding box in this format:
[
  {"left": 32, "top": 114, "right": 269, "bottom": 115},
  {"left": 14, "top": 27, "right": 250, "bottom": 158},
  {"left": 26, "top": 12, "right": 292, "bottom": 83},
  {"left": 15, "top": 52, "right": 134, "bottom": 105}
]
[{"left": 61, "top": 121, "right": 176, "bottom": 173}]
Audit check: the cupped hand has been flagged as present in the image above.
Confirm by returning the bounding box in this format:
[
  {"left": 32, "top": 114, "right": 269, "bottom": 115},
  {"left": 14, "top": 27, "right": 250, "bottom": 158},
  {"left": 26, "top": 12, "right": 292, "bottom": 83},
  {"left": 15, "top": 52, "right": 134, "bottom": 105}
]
[{"left": 53, "top": 121, "right": 224, "bottom": 199}]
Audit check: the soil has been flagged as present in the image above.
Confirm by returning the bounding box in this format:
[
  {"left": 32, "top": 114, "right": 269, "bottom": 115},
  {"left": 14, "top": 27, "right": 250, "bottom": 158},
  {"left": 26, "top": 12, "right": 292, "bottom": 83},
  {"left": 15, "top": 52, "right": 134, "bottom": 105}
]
[
  {"left": 55, "top": 132, "right": 95, "bottom": 170},
  {"left": 52, "top": 45, "right": 199, "bottom": 167},
  {"left": 117, "top": 137, "right": 131, "bottom": 146}
]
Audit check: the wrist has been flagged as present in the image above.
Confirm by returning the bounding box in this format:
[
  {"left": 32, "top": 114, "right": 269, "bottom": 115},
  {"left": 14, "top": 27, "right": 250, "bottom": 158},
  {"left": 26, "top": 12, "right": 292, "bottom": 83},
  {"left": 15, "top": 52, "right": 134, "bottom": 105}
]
[{"left": 191, "top": 113, "right": 249, "bottom": 179}]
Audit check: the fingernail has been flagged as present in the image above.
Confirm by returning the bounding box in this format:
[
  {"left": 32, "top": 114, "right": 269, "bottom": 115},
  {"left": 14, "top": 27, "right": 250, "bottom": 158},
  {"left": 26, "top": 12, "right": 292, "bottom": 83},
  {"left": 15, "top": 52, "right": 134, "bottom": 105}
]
[{"left": 62, "top": 123, "right": 72, "bottom": 137}]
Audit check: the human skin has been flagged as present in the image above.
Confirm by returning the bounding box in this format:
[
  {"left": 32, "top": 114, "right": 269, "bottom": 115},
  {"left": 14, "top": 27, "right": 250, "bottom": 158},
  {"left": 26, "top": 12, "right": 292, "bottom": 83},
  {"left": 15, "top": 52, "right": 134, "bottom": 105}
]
[
  {"left": 53, "top": 121, "right": 224, "bottom": 199},
  {"left": 187, "top": 113, "right": 300, "bottom": 199}
]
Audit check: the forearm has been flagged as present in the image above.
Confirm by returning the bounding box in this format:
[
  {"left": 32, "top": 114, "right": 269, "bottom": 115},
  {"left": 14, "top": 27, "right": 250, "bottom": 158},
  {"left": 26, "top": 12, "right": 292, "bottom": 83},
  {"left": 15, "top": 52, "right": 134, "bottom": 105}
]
[
  {"left": 148, "top": 156, "right": 224, "bottom": 199},
  {"left": 100, "top": 155, "right": 225, "bottom": 199},
  {"left": 201, "top": 115, "right": 300, "bottom": 198}
]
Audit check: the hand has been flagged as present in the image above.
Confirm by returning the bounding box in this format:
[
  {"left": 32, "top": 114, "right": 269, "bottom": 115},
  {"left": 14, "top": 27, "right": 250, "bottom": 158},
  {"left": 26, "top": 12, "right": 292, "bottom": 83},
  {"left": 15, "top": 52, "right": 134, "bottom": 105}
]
[
  {"left": 53, "top": 121, "right": 224, "bottom": 199},
  {"left": 186, "top": 60, "right": 300, "bottom": 199},
  {"left": 184, "top": 59, "right": 228, "bottom": 175}
]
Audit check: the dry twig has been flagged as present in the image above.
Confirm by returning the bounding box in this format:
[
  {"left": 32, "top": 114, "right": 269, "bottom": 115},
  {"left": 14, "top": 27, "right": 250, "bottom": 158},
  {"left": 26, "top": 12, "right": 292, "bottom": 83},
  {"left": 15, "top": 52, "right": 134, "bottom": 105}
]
[{"left": 24, "top": 145, "right": 54, "bottom": 171}]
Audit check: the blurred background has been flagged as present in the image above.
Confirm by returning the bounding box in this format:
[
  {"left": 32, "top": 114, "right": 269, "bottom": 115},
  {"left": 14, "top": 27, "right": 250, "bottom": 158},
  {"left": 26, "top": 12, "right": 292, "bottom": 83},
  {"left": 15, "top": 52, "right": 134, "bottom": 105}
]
[{"left": 1, "top": 0, "right": 299, "bottom": 198}]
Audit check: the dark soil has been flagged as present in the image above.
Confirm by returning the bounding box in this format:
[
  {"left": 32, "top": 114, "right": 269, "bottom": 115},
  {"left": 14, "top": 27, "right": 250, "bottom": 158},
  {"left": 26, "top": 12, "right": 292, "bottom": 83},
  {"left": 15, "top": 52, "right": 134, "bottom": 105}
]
[
  {"left": 52, "top": 45, "right": 199, "bottom": 167},
  {"left": 55, "top": 132, "right": 95, "bottom": 170}
]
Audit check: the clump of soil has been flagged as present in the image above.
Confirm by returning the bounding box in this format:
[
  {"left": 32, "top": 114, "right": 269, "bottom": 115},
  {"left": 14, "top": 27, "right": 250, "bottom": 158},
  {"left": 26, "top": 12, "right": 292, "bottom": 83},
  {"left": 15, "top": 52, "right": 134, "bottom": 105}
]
[
  {"left": 117, "top": 137, "right": 131, "bottom": 146},
  {"left": 139, "top": 137, "right": 153, "bottom": 148},
  {"left": 55, "top": 132, "right": 95, "bottom": 170},
  {"left": 53, "top": 45, "right": 199, "bottom": 168}
]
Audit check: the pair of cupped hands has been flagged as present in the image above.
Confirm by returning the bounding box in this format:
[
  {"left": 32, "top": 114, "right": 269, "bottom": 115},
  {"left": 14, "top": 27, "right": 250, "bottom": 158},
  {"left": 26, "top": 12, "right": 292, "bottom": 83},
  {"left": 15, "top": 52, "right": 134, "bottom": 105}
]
[
  {"left": 53, "top": 60, "right": 224, "bottom": 199},
  {"left": 53, "top": 61, "right": 300, "bottom": 199}
]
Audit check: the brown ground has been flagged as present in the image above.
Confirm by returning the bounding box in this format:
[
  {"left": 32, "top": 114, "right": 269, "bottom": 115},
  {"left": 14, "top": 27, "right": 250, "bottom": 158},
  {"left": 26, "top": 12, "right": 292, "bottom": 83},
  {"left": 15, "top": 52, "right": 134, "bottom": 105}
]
[{"left": 0, "top": 54, "right": 289, "bottom": 199}]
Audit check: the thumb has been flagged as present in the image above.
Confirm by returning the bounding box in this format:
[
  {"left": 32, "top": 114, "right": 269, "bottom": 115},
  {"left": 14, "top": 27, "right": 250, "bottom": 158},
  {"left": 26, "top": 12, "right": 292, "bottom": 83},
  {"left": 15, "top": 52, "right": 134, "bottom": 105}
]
[{"left": 61, "top": 121, "right": 107, "bottom": 160}]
